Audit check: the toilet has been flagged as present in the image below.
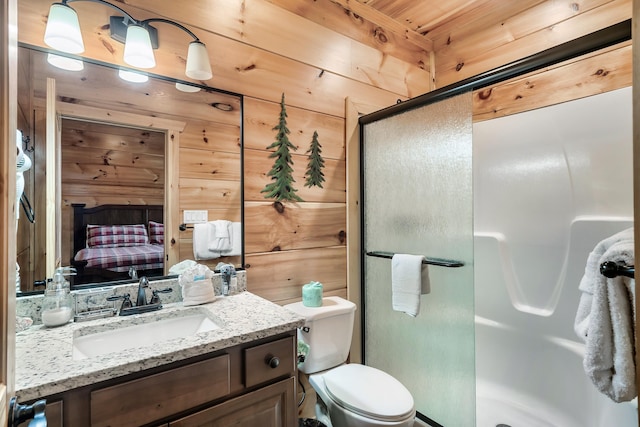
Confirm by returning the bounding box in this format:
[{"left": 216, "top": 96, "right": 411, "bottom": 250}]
[{"left": 285, "top": 296, "right": 415, "bottom": 427}]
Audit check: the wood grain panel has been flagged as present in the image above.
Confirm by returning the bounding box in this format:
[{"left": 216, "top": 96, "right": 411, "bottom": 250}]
[
  {"left": 179, "top": 120, "right": 241, "bottom": 153},
  {"left": 244, "top": 149, "right": 346, "bottom": 203},
  {"left": 428, "top": 0, "right": 545, "bottom": 50},
  {"left": 18, "top": 0, "right": 405, "bottom": 117},
  {"left": 62, "top": 184, "right": 164, "bottom": 206},
  {"left": 61, "top": 121, "right": 165, "bottom": 211},
  {"left": 245, "top": 247, "right": 346, "bottom": 302},
  {"left": 245, "top": 201, "right": 346, "bottom": 253},
  {"left": 244, "top": 97, "right": 345, "bottom": 160},
  {"left": 435, "top": 0, "right": 631, "bottom": 86},
  {"left": 472, "top": 42, "right": 631, "bottom": 121},
  {"left": 310, "top": 0, "right": 434, "bottom": 53},
  {"left": 126, "top": 0, "right": 431, "bottom": 98},
  {"left": 91, "top": 355, "right": 230, "bottom": 427},
  {"left": 27, "top": 48, "right": 241, "bottom": 126},
  {"left": 264, "top": 0, "right": 432, "bottom": 68},
  {"left": 179, "top": 178, "right": 242, "bottom": 210},
  {"left": 60, "top": 119, "right": 166, "bottom": 153},
  {"left": 179, "top": 149, "right": 241, "bottom": 181}
]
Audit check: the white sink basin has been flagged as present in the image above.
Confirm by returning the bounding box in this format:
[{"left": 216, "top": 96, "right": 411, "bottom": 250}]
[{"left": 72, "top": 309, "right": 222, "bottom": 360}]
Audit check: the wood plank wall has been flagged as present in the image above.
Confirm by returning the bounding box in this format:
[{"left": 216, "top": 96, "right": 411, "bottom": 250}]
[{"left": 17, "top": 0, "right": 632, "bottom": 304}]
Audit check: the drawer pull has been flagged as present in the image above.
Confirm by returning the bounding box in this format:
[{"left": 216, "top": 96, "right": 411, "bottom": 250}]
[{"left": 267, "top": 356, "right": 280, "bottom": 369}]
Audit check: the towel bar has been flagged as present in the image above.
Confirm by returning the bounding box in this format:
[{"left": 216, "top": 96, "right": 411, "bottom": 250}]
[
  {"left": 599, "top": 261, "right": 635, "bottom": 279},
  {"left": 179, "top": 223, "right": 193, "bottom": 231},
  {"left": 365, "top": 251, "right": 464, "bottom": 268}
]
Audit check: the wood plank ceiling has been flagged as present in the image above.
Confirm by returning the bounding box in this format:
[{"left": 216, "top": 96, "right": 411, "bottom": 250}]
[{"left": 270, "top": 0, "right": 629, "bottom": 88}]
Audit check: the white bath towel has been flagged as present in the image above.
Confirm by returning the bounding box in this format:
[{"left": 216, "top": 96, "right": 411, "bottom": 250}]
[
  {"left": 208, "top": 220, "right": 232, "bottom": 251},
  {"left": 192, "top": 223, "right": 220, "bottom": 260},
  {"left": 392, "top": 254, "right": 426, "bottom": 317},
  {"left": 574, "top": 227, "right": 636, "bottom": 402}
]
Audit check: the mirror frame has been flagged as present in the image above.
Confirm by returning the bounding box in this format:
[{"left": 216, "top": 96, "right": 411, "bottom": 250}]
[{"left": 17, "top": 44, "right": 245, "bottom": 295}]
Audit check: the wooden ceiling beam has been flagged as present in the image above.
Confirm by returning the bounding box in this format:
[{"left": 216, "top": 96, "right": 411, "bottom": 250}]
[{"left": 331, "top": 0, "right": 433, "bottom": 53}]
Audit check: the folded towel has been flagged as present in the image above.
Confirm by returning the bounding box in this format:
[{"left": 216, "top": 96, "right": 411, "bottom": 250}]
[
  {"left": 220, "top": 222, "right": 242, "bottom": 257},
  {"left": 192, "top": 223, "right": 220, "bottom": 260},
  {"left": 209, "top": 220, "right": 232, "bottom": 251},
  {"left": 392, "top": 254, "right": 426, "bottom": 317},
  {"left": 574, "top": 227, "right": 636, "bottom": 402}
]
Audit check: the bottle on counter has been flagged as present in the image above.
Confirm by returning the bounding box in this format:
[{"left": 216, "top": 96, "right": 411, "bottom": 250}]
[{"left": 41, "top": 267, "right": 76, "bottom": 327}]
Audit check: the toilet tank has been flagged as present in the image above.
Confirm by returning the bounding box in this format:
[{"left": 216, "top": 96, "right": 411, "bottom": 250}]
[{"left": 284, "top": 296, "right": 356, "bottom": 374}]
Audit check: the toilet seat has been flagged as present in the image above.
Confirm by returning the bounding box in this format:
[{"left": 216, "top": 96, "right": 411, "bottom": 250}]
[{"left": 322, "top": 364, "right": 415, "bottom": 422}]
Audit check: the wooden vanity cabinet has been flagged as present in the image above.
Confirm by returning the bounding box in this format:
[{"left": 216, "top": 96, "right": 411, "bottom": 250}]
[{"left": 31, "top": 332, "right": 297, "bottom": 427}]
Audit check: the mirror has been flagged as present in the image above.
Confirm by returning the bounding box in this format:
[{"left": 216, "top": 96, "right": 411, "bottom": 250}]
[{"left": 16, "top": 45, "right": 243, "bottom": 293}]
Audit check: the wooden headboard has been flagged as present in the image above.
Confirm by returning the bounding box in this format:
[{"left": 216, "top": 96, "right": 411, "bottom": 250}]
[{"left": 71, "top": 204, "right": 163, "bottom": 257}]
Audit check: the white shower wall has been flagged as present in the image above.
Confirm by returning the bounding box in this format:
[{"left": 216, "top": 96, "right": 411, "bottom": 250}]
[{"left": 473, "top": 86, "right": 637, "bottom": 426}]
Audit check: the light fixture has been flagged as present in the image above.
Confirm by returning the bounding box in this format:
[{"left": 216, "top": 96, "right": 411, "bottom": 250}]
[
  {"left": 44, "top": 3, "right": 84, "bottom": 54},
  {"left": 123, "top": 25, "right": 155, "bottom": 69},
  {"left": 186, "top": 41, "right": 212, "bottom": 80},
  {"left": 47, "top": 53, "right": 84, "bottom": 71},
  {"left": 118, "top": 69, "right": 148, "bottom": 83},
  {"left": 175, "top": 82, "right": 201, "bottom": 93},
  {"left": 44, "top": 0, "right": 213, "bottom": 80}
]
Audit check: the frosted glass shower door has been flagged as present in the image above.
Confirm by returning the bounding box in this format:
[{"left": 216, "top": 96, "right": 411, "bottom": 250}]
[{"left": 362, "top": 93, "right": 474, "bottom": 426}]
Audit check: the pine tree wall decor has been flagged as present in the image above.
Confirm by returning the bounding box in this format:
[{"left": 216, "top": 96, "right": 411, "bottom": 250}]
[
  {"left": 304, "top": 131, "right": 325, "bottom": 188},
  {"left": 260, "top": 93, "right": 304, "bottom": 202}
]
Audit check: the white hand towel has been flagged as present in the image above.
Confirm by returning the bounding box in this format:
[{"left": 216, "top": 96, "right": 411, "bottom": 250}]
[
  {"left": 192, "top": 223, "right": 221, "bottom": 260},
  {"left": 209, "top": 220, "right": 232, "bottom": 251},
  {"left": 574, "top": 227, "right": 636, "bottom": 402},
  {"left": 220, "top": 222, "right": 242, "bottom": 257},
  {"left": 392, "top": 254, "right": 425, "bottom": 317}
]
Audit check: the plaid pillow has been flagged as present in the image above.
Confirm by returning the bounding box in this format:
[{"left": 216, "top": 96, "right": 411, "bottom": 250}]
[
  {"left": 86, "top": 224, "right": 149, "bottom": 248},
  {"left": 149, "top": 221, "right": 164, "bottom": 245}
]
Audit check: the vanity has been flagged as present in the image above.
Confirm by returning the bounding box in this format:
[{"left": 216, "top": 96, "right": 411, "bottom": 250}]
[{"left": 15, "top": 291, "right": 305, "bottom": 427}]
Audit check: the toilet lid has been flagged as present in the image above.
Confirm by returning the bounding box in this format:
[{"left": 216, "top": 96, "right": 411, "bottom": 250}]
[{"left": 323, "top": 364, "right": 415, "bottom": 422}]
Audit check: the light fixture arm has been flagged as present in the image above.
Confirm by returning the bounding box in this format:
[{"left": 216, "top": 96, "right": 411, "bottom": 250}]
[
  {"left": 141, "top": 18, "right": 201, "bottom": 42},
  {"left": 59, "top": 0, "right": 200, "bottom": 41},
  {"left": 60, "top": 0, "right": 140, "bottom": 26}
]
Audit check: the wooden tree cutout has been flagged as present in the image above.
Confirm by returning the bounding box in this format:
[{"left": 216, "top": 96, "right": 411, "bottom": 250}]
[
  {"left": 304, "top": 131, "right": 325, "bottom": 188},
  {"left": 261, "top": 93, "right": 304, "bottom": 202}
]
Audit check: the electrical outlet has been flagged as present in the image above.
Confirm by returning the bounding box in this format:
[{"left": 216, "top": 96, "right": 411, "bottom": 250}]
[{"left": 183, "top": 210, "right": 208, "bottom": 224}]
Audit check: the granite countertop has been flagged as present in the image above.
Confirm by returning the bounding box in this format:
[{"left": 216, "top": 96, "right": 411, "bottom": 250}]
[{"left": 15, "top": 292, "right": 305, "bottom": 401}]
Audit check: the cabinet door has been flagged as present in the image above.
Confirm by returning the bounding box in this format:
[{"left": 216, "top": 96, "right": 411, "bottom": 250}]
[{"left": 169, "top": 377, "right": 296, "bottom": 427}]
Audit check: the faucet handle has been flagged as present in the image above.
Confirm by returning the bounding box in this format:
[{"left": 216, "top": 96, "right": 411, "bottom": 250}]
[
  {"left": 107, "top": 293, "right": 132, "bottom": 311},
  {"left": 150, "top": 288, "right": 173, "bottom": 305}
]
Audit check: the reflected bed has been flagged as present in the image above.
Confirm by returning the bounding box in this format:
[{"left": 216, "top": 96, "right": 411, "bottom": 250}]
[{"left": 71, "top": 204, "right": 164, "bottom": 285}]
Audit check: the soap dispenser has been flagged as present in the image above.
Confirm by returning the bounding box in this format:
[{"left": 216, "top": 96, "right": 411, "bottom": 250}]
[{"left": 41, "top": 267, "right": 75, "bottom": 327}]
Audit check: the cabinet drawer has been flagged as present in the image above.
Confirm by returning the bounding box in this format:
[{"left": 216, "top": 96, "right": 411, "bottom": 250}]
[
  {"left": 244, "top": 336, "right": 295, "bottom": 388},
  {"left": 91, "top": 354, "right": 230, "bottom": 427}
]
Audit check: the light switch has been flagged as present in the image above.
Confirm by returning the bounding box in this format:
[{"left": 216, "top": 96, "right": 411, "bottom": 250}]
[{"left": 183, "top": 210, "right": 208, "bottom": 224}]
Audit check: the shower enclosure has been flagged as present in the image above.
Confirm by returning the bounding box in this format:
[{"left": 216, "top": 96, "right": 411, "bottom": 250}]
[
  {"left": 362, "top": 93, "right": 474, "bottom": 426},
  {"left": 359, "top": 20, "right": 636, "bottom": 427}
]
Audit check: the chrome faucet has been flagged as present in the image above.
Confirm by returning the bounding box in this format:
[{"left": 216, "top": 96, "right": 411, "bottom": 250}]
[{"left": 136, "top": 276, "right": 150, "bottom": 306}]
